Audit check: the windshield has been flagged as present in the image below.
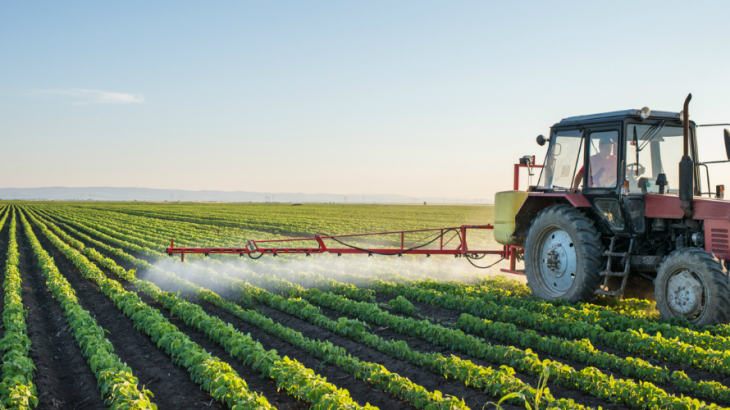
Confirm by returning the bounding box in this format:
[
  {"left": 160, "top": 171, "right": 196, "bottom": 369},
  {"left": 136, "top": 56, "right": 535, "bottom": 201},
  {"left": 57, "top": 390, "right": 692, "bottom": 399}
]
[
  {"left": 625, "top": 124, "right": 689, "bottom": 194},
  {"left": 537, "top": 129, "right": 583, "bottom": 190}
]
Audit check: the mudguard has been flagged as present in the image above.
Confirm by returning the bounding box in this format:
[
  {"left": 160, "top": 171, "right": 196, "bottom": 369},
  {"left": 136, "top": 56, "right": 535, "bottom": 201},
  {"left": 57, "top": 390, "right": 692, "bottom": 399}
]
[{"left": 511, "top": 193, "right": 591, "bottom": 246}]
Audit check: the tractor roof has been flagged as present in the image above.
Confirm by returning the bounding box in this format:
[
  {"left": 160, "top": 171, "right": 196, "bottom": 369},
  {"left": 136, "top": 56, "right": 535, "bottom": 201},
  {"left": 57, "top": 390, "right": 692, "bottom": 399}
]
[{"left": 560, "top": 109, "right": 681, "bottom": 124}]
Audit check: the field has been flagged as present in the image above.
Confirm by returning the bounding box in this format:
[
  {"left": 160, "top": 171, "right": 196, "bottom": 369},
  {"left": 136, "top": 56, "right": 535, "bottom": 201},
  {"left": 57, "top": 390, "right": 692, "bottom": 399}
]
[{"left": 1, "top": 202, "right": 730, "bottom": 410}]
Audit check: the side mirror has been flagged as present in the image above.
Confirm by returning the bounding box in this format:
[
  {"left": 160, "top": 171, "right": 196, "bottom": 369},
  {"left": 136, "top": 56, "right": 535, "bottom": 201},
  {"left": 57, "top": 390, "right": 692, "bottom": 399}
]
[
  {"left": 724, "top": 129, "right": 730, "bottom": 160},
  {"left": 536, "top": 135, "right": 548, "bottom": 146}
]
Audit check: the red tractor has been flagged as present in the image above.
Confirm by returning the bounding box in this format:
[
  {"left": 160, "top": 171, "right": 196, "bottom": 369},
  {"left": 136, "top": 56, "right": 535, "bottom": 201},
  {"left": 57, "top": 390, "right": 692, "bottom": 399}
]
[
  {"left": 506, "top": 94, "right": 730, "bottom": 326},
  {"left": 168, "top": 94, "right": 730, "bottom": 326}
]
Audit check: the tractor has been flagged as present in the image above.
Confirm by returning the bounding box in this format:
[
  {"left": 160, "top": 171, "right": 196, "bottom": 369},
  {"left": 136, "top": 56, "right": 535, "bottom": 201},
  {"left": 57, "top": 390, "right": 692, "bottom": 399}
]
[
  {"left": 500, "top": 94, "right": 730, "bottom": 326},
  {"left": 168, "top": 94, "right": 730, "bottom": 326}
]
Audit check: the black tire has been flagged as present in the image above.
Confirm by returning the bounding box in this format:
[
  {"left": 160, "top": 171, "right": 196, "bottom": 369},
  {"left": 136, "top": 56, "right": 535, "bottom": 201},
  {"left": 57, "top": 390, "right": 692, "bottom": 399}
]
[
  {"left": 524, "top": 204, "right": 603, "bottom": 303},
  {"left": 654, "top": 248, "right": 730, "bottom": 327}
]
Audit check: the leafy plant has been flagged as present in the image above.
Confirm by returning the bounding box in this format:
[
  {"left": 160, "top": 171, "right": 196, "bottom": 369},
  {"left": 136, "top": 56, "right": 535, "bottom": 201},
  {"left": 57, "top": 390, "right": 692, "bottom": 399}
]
[{"left": 388, "top": 296, "right": 418, "bottom": 316}]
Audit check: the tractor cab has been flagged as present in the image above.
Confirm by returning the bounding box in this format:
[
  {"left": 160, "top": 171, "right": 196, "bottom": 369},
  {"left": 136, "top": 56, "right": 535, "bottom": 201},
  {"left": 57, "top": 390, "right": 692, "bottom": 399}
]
[{"left": 534, "top": 109, "right": 696, "bottom": 237}]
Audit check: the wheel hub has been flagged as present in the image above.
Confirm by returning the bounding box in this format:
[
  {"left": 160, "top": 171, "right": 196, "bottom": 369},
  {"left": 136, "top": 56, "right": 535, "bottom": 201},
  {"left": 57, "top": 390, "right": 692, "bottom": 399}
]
[
  {"left": 667, "top": 270, "right": 703, "bottom": 317},
  {"left": 546, "top": 248, "right": 566, "bottom": 274},
  {"left": 539, "top": 229, "right": 576, "bottom": 293}
]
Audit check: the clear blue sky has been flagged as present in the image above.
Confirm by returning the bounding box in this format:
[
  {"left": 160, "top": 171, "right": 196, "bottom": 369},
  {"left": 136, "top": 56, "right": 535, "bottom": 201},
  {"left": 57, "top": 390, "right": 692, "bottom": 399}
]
[{"left": 2, "top": 1, "right": 730, "bottom": 200}]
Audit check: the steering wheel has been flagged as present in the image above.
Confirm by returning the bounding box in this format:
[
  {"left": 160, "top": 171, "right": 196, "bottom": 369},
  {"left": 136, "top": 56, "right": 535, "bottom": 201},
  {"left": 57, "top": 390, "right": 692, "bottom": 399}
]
[{"left": 627, "top": 163, "right": 645, "bottom": 177}]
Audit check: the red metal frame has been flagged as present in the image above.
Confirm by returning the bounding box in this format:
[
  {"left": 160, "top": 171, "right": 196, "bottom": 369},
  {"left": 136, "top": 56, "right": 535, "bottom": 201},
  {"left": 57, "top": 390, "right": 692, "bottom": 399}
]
[{"left": 167, "top": 159, "right": 542, "bottom": 275}]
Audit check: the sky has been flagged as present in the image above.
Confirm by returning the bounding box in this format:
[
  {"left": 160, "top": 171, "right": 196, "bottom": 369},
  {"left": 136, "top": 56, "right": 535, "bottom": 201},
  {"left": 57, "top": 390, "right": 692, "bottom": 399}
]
[{"left": 2, "top": 1, "right": 730, "bottom": 201}]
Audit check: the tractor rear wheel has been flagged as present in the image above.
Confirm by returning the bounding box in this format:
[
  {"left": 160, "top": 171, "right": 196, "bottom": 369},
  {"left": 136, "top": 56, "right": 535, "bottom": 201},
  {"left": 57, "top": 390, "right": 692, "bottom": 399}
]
[
  {"left": 524, "top": 204, "right": 603, "bottom": 303},
  {"left": 654, "top": 248, "right": 730, "bottom": 326}
]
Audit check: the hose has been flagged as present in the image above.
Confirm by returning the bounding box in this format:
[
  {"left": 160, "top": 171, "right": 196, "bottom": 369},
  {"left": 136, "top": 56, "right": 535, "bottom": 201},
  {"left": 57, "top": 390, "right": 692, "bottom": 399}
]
[{"left": 466, "top": 255, "right": 505, "bottom": 269}]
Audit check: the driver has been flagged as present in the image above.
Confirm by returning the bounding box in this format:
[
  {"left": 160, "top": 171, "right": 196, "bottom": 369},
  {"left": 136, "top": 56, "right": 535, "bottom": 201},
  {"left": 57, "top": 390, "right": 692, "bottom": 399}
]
[{"left": 571, "top": 135, "right": 617, "bottom": 192}]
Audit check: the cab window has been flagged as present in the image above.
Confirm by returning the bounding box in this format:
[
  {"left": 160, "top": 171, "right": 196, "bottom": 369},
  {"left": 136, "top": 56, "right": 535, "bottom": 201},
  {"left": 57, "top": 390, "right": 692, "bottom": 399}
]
[
  {"left": 537, "top": 129, "right": 583, "bottom": 190},
  {"left": 586, "top": 131, "right": 619, "bottom": 188}
]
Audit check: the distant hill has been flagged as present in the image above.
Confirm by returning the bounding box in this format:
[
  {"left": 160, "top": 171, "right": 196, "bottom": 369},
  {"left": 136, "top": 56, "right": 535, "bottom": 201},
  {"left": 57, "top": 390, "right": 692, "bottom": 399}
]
[{"left": 0, "top": 187, "right": 489, "bottom": 204}]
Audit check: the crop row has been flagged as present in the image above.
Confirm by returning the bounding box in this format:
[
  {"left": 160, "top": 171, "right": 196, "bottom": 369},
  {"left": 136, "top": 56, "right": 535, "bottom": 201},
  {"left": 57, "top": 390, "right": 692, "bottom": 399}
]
[
  {"left": 0, "top": 208, "right": 37, "bottom": 409},
  {"left": 19, "top": 211, "right": 158, "bottom": 409}
]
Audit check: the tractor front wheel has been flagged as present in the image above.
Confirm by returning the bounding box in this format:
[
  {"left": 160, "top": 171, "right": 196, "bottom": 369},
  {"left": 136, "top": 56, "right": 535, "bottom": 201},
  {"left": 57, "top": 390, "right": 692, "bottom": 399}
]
[
  {"left": 524, "top": 204, "right": 603, "bottom": 303},
  {"left": 654, "top": 248, "right": 730, "bottom": 326}
]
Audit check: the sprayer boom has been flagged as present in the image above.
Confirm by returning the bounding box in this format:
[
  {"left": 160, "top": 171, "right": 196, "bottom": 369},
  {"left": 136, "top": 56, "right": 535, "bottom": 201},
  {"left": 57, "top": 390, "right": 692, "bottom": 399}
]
[
  {"left": 167, "top": 225, "right": 523, "bottom": 273},
  {"left": 167, "top": 224, "right": 509, "bottom": 259}
]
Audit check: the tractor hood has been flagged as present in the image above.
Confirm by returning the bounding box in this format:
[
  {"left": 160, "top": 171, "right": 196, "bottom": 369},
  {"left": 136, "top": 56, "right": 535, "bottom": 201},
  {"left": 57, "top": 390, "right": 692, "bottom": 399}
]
[{"left": 645, "top": 194, "right": 730, "bottom": 220}]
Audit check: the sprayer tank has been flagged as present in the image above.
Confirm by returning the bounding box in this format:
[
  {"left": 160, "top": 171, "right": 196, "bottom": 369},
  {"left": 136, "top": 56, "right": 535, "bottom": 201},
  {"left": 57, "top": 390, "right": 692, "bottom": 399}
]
[{"left": 494, "top": 191, "right": 529, "bottom": 246}]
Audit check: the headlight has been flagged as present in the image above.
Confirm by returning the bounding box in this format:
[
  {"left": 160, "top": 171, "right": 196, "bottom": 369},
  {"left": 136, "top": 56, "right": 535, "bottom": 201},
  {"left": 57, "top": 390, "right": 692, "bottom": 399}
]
[{"left": 640, "top": 107, "right": 651, "bottom": 120}]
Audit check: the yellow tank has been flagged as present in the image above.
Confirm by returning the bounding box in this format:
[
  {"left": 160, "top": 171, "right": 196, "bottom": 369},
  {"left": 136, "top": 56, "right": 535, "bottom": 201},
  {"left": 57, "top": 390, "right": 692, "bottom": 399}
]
[{"left": 494, "top": 191, "right": 529, "bottom": 246}]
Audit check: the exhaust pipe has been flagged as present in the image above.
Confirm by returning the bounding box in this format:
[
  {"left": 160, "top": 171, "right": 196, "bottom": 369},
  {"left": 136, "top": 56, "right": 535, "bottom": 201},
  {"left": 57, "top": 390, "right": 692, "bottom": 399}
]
[{"left": 679, "top": 93, "right": 694, "bottom": 218}]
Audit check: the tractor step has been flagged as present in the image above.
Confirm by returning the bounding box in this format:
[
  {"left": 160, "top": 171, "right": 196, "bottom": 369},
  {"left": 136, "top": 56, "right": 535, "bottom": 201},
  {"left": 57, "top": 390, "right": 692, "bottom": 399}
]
[{"left": 595, "top": 237, "right": 634, "bottom": 297}]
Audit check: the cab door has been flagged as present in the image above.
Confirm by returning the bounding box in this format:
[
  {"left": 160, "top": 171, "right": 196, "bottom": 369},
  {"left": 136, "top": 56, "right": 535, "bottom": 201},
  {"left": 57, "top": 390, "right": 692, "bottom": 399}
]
[{"left": 580, "top": 126, "right": 627, "bottom": 234}]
